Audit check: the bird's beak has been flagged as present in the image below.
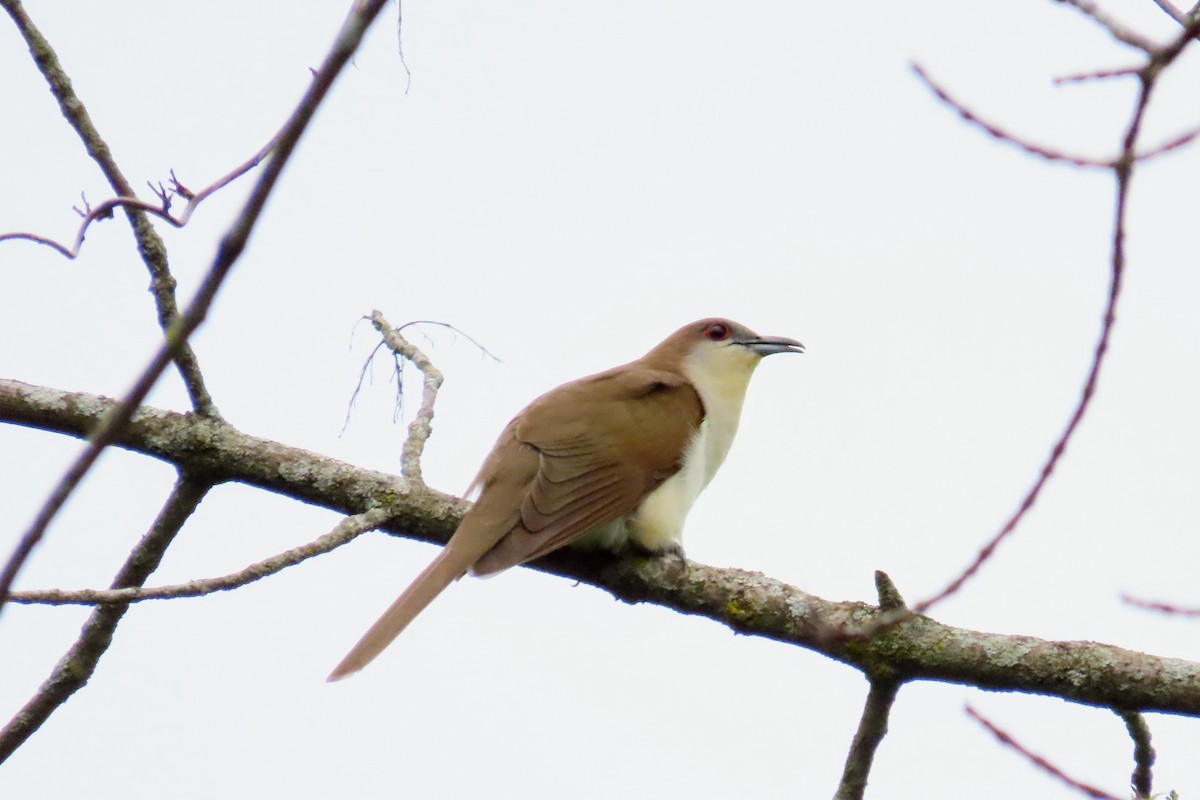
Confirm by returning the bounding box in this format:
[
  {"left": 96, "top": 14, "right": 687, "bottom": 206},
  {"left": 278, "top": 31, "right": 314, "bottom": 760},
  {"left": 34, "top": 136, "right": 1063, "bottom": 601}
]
[{"left": 740, "top": 335, "right": 805, "bottom": 357}]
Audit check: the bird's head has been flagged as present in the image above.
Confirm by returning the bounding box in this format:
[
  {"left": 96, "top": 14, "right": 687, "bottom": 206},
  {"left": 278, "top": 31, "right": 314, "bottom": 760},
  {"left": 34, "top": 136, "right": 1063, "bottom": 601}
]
[{"left": 646, "top": 317, "right": 804, "bottom": 392}]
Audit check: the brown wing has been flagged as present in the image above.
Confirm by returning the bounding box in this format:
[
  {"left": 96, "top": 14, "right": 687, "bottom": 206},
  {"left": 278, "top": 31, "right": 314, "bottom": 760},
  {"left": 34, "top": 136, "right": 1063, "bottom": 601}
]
[
  {"left": 327, "top": 364, "right": 703, "bottom": 679},
  {"left": 470, "top": 366, "right": 703, "bottom": 575}
]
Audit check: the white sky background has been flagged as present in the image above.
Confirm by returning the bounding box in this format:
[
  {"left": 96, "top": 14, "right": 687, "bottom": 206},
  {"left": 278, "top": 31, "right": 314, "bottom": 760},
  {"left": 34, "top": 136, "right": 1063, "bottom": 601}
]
[{"left": 1, "top": 0, "right": 1198, "bottom": 797}]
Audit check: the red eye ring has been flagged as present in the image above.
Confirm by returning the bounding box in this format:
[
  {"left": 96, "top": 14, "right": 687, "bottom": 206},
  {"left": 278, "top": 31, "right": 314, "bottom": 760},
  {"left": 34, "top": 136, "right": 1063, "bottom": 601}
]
[{"left": 705, "top": 322, "right": 731, "bottom": 341}]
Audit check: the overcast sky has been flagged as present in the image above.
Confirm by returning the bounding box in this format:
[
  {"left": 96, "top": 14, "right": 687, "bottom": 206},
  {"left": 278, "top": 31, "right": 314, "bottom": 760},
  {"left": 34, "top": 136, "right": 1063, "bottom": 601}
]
[{"left": 2, "top": 1, "right": 1199, "bottom": 798}]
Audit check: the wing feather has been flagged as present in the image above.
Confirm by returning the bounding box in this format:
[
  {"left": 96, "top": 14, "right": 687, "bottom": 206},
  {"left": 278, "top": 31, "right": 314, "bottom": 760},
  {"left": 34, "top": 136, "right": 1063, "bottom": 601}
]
[{"left": 469, "top": 367, "right": 703, "bottom": 576}]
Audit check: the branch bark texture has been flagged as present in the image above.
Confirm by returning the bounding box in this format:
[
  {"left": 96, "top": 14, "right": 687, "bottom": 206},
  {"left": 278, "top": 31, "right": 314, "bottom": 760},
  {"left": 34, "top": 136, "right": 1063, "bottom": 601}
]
[
  {"left": 4, "top": 377, "right": 1200, "bottom": 718},
  {"left": 0, "top": 475, "right": 209, "bottom": 762}
]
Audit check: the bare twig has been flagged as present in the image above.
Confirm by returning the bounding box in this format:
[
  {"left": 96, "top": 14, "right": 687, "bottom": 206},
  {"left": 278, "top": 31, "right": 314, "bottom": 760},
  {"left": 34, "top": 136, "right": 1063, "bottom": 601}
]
[
  {"left": 9, "top": 508, "right": 392, "bottom": 606},
  {"left": 0, "top": 0, "right": 216, "bottom": 415},
  {"left": 965, "top": 706, "right": 1122, "bottom": 800},
  {"left": 343, "top": 335, "right": 391, "bottom": 434},
  {"left": 833, "top": 570, "right": 907, "bottom": 799},
  {"left": 1149, "top": 0, "right": 1200, "bottom": 27},
  {"left": 1053, "top": 65, "right": 1141, "bottom": 84},
  {"left": 342, "top": 319, "right": 498, "bottom": 437},
  {"left": 370, "top": 311, "right": 444, "bottom": 484},
  {"left": 911, "top": 227, "right": 1121, "bottom": 613},
  {"left": 0, "top": 0, "right": 395, "bottom": 616},
  {"left": 905, "top": 19, "right": 1200, "bottom": 615},
  {"left": 395, "top": 0, "right": 413, "bottom": 94},
  {"left": 0, "top": 476, "right": 209, "bottom": 764},
  {"left": 833, "top": 680, "right": 900, "bottom": 800},
  {"left": 1150, "top": 0, "right": 1187, "bottom": 24},
  {"left": 1117, "top": 711, "right": 1155, "bottom": 798},
  {"left": 911, "top": 64, "right": 1111, "bottom": 168},
  {"left": 1056, "top": 0, "right": 1157, "bottom": 52},
  {"left": 397, "top": 320, "right": 502, "bottom": 359},
  {"left": 0, "top": 128, "right": 281, "bottom": 259},
  {"left": 1133, "top": 124, "right": 1200, "bottom": 162},
  {"left": 916, "top": 63, "right": 1200, "bottom": 167},
  {"left": 1121, "top": 593, "right": 1200, "bottom": 616}
]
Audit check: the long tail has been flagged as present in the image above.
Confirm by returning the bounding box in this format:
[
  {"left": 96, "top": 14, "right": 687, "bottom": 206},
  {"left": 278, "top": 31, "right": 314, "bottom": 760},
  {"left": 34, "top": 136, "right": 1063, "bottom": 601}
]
[{"left": 326, "top": 547, "right": 470, "bottom": 682}]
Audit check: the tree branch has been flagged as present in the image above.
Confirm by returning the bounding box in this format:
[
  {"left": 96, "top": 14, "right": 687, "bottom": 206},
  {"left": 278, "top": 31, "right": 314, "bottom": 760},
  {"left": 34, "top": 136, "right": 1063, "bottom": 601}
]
[
  {"left": 965, "top": 705, "right": 1122, "bottom": 799},
  {"left": 910, "top": 64, "right": 1111, "bottom": 168},
  {"left": 1056, "top": 0, "right": 1157, "bottom": 51},
  {"left": 0, "top": 475, "right": 209, "bottom": 764},
  {"left": 903, "top": 17, "right": 1200, "bottom": 616},
  {"left": 1121, "top": 594, "right": 1200, "bottom": 616},
  {"left": 835, "top": 566, "right": 902, "bottom": 800},
  {"left": 0, "top": 0, "right": 215, "bottom": 414},
  {"left": 1118, "top": 710, "right": 1155, "bottom": 798},
  {"left": 0, "top": 129, "right": 281, "bottom": 261},
  {"left": 9, "top": 508, "right": 393, "bottom": 606},
  {"left": 833, "top": 572, "right": 904, "bottom": 800},
  {"left": 0, "top": 0, "right": 394, "bottom": 616},
  {"left": 833, "top": 678, "right": 900, "bottom": 800},
  {"left": 4, "top": 378, "right": 1200, "bottom": 716},
  {"left": 1150, "top": 0, "right": 1200, "bottom": 29},
  {"left": 370, "top": 312, "right": 444, "bottom": 485},
  {"left": 1150, "top": 0, "right": 1188, "bottom": 24}
]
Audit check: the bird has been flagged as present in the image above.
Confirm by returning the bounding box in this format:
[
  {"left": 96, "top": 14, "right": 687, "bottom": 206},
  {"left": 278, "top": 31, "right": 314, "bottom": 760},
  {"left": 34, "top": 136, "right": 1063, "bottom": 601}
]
[{"left": 328, "top": 317, "right": 803, "bottom": 681}]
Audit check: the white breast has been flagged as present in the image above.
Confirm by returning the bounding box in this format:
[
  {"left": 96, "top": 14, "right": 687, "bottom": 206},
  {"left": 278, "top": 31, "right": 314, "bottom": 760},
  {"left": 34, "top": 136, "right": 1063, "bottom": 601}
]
[{"left": 624, "top": 343, "right": 760, "bottom": 552}]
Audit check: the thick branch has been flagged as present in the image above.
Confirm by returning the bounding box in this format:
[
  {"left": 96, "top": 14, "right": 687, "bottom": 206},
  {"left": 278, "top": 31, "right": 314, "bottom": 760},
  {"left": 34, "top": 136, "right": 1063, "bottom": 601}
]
[
  {"left": 0, "top": 475, "right": 209, "bottom": 764},
  {"left": 4, "top": 378, "right": 1200, "bottom": 717}
]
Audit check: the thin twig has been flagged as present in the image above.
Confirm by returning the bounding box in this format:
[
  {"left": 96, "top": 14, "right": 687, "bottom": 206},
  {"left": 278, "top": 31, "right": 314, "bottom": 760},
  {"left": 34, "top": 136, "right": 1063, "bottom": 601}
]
[
  {"left": 1150, "top": 0, "right": 1188, "bottom": 24},
  {"left": 1053, "top": 65, "right": 1141, "bottom": 84},
  {"left": 1117, "top": 711, "right": 1155, "bottom": 798},
  {"left": 906, "top": 19, "right": 1200, "bottom": 614},
  {"left": 966, "top": 706, "right": 1122, "bottom": 800},
  {"left": 1, "top": 0, "right": 217, "bottom": 414},
  {"left": 1056, "top": 0, "right": 1157, "bottom": 52},
  {"left": 370, "top": 311, "right": 444, "bottom": 484},
  {"left": 9, "top": 508, "right": 392, "bottom": 606},
  {"left": 918, "top": 62, "right": 1200, "bottom": 165},
  {"left": 0, "top": 128, "right": 281, "bottom": 259},
  {"left": 911, "top": 64, "right": 1111, "bottom": 168},
  {"left": 343, "top": 335, "right": 391, "bottom": 435},
  {"left": 397, "top": 320, "right": 503, "bottom": 363},
  {"left": 911, "top": 235, "right": 1122, "bottom": 613},
  {"left": 1121, "top": 593, "right": 1200, "bottom": 616},
  {"left": 341, "top": 319, "right": 498, "bottom": 436},
  {"left": 833, "top": 680, "right": 901, "bottom": 800},
  {"left": 0, "top": 476, "right": 209, "bottom": 764},
  {"left": 395, "top": 0, "right": 412, "bottom": 94},
  {"left": 0, "top": 0, "right": 395, "bottom": 616},
  {"left": 1134, "top": 124, "right": 1200, "bottom": 162}
]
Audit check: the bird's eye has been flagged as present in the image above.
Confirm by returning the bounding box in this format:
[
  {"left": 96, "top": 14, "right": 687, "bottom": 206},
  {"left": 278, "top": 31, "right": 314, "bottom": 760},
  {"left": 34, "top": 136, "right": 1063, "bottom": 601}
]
[{"left": 705, "top": 322, "right": 731, "bottom": 341}]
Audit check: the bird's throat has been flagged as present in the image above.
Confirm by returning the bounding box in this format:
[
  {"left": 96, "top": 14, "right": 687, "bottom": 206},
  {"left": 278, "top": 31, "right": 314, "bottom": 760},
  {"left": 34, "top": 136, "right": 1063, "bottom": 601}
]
[{"left": 623, "top": 347, "right": 759, "bottom": 552}]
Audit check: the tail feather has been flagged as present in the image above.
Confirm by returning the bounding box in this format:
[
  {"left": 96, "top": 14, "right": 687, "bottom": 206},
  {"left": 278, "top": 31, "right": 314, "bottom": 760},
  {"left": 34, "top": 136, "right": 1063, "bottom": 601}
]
[{"left": 326, "top": 547, "right": 468, "bottom": 682}]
